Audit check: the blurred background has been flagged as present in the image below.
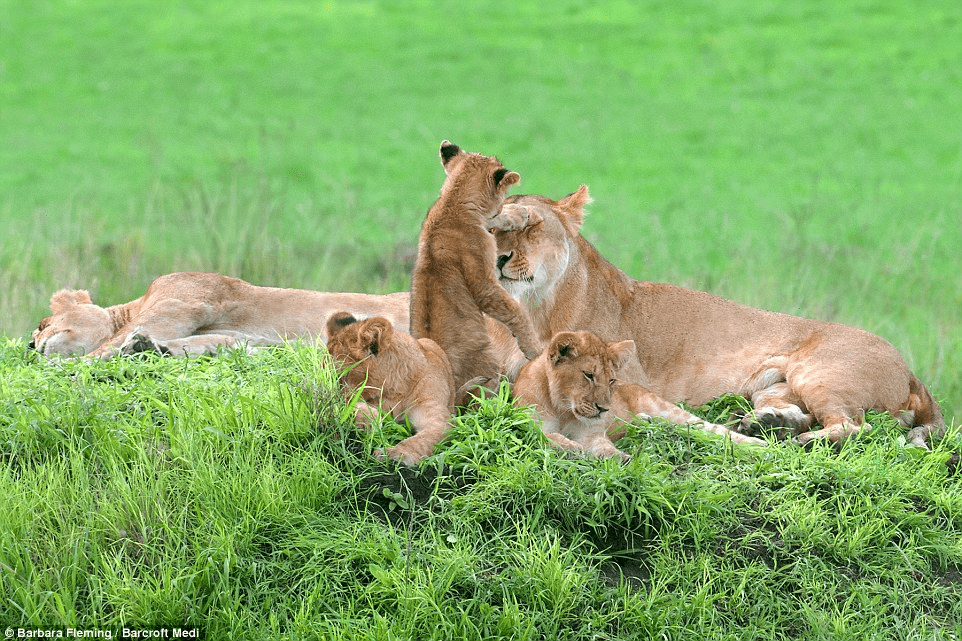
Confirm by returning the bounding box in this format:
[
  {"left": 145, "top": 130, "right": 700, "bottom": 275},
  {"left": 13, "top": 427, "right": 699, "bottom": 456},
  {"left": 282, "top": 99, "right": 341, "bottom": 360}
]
[{"left": 2, "top": 0, "right": 959, "bottom": 419}]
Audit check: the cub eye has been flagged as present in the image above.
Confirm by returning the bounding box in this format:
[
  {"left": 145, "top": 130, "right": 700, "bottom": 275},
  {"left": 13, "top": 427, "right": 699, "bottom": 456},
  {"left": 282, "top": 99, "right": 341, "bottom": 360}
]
[
  {"left": 583, "top": 372, "right": 594, "bottom": 382},
  {"left": 609, "top": 379, "right": 617, "bottom": 387}
]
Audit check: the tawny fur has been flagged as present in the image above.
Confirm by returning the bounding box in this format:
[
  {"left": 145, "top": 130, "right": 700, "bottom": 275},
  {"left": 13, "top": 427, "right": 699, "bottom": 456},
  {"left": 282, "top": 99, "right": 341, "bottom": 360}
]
[
  {"left": 514, "top": 331, "right": 765, "bottom": 460},
  {"left": 491, "top": 187, "right": 945, "bottom": 448},
  {"left": 30, "top": 272, "right": 410, "bottom": 359},
  {"left": 409, "top": 141, "right": 544, "bottom": 393},
  {"left": 326, "top": 312, "right": 455, "bottom": 465}
]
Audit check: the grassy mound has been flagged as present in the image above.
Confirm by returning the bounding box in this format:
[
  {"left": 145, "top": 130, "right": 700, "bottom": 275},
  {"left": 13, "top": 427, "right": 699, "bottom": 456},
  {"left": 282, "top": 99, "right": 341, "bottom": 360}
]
[{"left": 1, "top": 340, "right": 959, "bottom": 639}]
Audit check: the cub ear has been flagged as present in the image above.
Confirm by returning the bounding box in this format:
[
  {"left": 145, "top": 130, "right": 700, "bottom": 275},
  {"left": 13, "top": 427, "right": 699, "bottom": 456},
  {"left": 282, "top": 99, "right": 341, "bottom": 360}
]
[
  {"left": 493, "top": 168, "right": 521, "bottom": 190},
  {"left": 50, "top": 289, "right": 93, "bottom": 314},
  {"left": 556, "top": 184, "right": 591, "bottom": 235},
  {"left": 439, "top": 140, "right": 463, "bottom": 172},
  {"left": 608, "top": 339, "right": 637, "bottom": 372},
  {"left": 361, "top": 317, "right": 394, "bottom": 356},
  {"left": 326, "top": 311, "right": 357, "bottom": 340},
  {"left": 550, "top": 331, "right": 581, "bottom": 365}
]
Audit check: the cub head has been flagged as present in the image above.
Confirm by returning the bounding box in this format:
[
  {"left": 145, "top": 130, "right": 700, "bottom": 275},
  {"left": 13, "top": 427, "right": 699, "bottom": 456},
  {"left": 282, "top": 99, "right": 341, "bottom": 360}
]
[
  {"left": 437, "top": 140, "right": 520, "bottom": 218},
  {"left": 494, "top": 185, "right": 591, "bottom": 301},
  {"left": 30, "top": 290, "right": 113, "bottom": 356},
  {"left": 545, "top": 331, "right": 636, "bottom": 423},
  {"left": 325, "top": 312, "right": 398, "bottom": 390}
]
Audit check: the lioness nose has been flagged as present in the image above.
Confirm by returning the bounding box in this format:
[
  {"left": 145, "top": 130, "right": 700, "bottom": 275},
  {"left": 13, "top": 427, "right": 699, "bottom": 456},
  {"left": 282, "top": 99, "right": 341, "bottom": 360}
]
[
  {"left": 497, "top": 252, "right": 512, "bottom": 272},
  {"left": 595, "top": 404, "right": 608, "bottom": 415}
]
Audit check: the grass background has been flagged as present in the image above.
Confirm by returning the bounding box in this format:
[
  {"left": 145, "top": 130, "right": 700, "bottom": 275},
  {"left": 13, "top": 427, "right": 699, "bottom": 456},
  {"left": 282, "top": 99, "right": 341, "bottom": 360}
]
[
  {"left": 2, "top": 0, "right": 960, "bottom": 422},
  {"left": 2, "top": 0, "right": 962, "bottom": 636}
]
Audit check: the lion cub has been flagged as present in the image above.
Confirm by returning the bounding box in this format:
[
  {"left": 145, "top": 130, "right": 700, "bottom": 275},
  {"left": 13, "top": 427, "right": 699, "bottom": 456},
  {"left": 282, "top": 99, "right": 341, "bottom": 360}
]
[
  {"left": 513, "top": 331, "right": 766, "bottom": 460},
  {"left": 410, "top": 140, "right": 544, "bottom": 395},
  {"left": 326, "top": 311, "right": 455, "bottom": 465}
]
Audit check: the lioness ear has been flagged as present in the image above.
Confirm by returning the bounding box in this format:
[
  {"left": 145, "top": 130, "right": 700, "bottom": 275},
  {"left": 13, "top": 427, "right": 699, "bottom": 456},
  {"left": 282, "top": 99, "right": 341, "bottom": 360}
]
[
  {"left": 362, "top": 318, "right": 393, "bottom": 357},
  {"left": 493, "top": 168, "right": 520, "bottom": 190},
  {"left": 556, "top": 184, "right": 591, "bottom": 235},
  {"left": 608, "top": 339, "right": 637, "bottom": 372},
  {"left": 326, "top": 311, "right": 357, "bottom": 340},
  {"left": 440, "top": 140, "right": 463, "bottom": 173},
  {"left": 50, "top": 289, "right": 93, "bottom": 313},
  {"left": 550, "top": 332, "right": 581, "bottom": 365}
]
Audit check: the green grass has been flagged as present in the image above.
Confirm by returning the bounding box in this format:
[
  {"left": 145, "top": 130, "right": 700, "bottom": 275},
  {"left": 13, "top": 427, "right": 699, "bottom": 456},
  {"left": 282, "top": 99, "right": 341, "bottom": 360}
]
[
  {"left": 2, "top": 0, "right": 959, "bottom": 420},
  {"left": 1, "top": 339, "right": 960, "bottom": 638},
  {"left": 2, "top": 0, "right": 961, "bottom": 636}
]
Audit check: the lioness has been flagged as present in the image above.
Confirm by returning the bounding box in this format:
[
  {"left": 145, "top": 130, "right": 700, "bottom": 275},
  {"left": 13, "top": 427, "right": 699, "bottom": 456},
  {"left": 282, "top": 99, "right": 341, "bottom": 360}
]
[
  {"left": 30, "top": 272, "right": 410, "bottom": 359},
  {"left": 326, "top": 311, "right": 455, "bottom": 465},
  {"left": 409, "top": 141, "right": 544, "bottom": 393},
  {"left": 514, "top": 331, "right": 766, "bottom": 460},
  {"left": 493, "top": 187, "right": 944, "bottom": 448}
]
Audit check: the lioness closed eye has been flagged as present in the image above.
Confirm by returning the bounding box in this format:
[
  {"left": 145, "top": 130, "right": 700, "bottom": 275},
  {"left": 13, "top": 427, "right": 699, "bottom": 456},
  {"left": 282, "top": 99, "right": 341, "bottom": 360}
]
[
  {"left": 326, "top": 311, "right": 455, "bottom": 466},
  {"left": 513, "top": 331, "right": 766, "bottom": 460}
]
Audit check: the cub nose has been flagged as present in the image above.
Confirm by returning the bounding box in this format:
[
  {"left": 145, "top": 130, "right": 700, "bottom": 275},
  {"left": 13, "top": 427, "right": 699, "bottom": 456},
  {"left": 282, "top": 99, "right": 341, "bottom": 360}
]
[
  {"left": 27, "top": 339, "right": 36, "bottom": 350},
  {"left": 496, "top": 252, "right": 512, "bottom": 272}
]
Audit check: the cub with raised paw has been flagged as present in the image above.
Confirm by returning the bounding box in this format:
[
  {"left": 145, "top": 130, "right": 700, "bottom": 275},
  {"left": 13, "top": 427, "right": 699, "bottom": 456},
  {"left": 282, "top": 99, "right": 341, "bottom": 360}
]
[{"left": 409, "top": 140, "right": 544, "bottom": 396}]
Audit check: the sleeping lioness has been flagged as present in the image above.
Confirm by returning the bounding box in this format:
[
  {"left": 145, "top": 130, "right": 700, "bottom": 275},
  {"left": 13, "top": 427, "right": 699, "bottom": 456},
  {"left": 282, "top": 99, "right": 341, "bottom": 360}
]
[
  {"left": 326, "top": 311, "right": 455, "bottom": 465},
  {"left": 513, "top": 330, "right": 766, "bottom": 460},
  {"left": 491, "top": 186, "right": 944, "bottom": 448},
  {"left": 30, "top": 272, "right": 410, "bottom": 359}
]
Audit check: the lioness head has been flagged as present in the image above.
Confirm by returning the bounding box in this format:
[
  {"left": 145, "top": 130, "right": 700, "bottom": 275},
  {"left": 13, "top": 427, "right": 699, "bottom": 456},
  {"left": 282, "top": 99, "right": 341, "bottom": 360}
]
[
  {"left": 30, "top": 290, "right": 113, "bottom": 356},
  {"left": 438, "top": 140, "right": 520, "bottom": 219},
  {"left": 494, "top": 185, "right": 591, "bottom": 300},
  {"left": 545, "top": 330, "right": 636, "bottom": 423}
]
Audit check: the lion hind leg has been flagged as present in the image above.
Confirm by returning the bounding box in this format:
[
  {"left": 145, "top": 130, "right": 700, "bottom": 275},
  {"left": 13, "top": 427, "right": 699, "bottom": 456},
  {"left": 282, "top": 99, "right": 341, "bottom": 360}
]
[{"left": 742, "top": 382, "right": 815, "bottom": 439}]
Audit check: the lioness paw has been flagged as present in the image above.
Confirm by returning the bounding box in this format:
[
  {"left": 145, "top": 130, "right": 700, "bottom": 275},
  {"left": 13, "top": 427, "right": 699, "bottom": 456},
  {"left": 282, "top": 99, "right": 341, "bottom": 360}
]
[{"left": 120, "top": 332, "right": 170, "bottom": 357}]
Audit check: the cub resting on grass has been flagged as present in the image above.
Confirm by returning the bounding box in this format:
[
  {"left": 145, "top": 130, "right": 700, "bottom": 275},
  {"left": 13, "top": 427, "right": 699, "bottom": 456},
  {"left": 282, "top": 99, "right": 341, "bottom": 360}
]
[
  {"left": 326, "top": 311, "right": 455, "bottom": 465},
  {"left": 30, "top": 272, "right": 410, "bottom": 359},
  {"left": 409, "top": 140, "right": 544, "bottom": 394},
  {"left": 491, "top": 186, "right": 944, "bottom": 448},
  {"left": 513, "top": 331, "right": 767, "bottom": 460}
]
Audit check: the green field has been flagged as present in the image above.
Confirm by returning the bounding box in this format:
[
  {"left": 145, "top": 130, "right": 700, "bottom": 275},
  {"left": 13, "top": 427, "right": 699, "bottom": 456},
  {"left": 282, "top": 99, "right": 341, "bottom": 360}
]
[{"left": 2, "top": 0, "right": 961, "bottom": 637}]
